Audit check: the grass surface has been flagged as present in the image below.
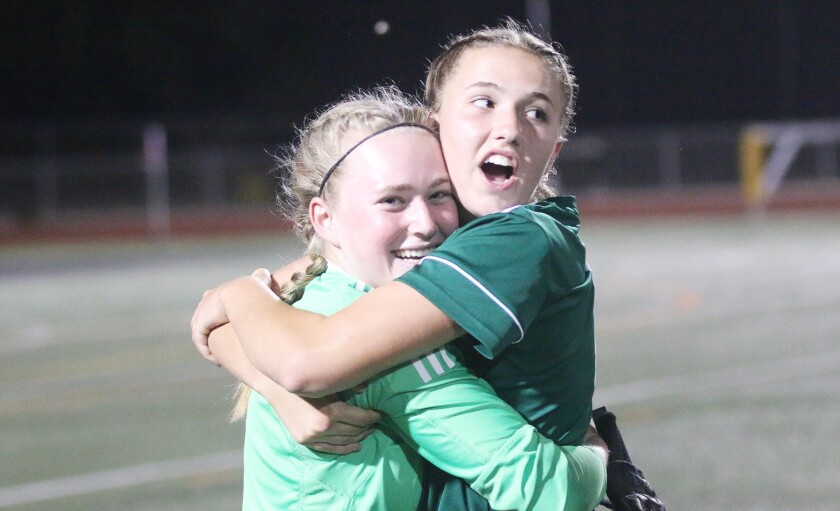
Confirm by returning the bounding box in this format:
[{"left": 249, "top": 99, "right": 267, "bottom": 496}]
[{"left": 1, "top": 212, "right": 839, "bottom": 510}]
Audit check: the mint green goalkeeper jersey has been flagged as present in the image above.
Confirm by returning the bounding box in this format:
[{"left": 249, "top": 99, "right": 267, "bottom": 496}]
[{"left": 242, "top": 265, "right": 605, "bottom": 511}]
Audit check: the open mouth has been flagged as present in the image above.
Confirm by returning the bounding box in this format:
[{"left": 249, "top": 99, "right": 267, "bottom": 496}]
[{"left": 481, "top": 155, "right": 514, "bottom": 183}]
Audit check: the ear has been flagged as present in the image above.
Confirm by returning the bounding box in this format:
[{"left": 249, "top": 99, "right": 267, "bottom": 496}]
[
  {"left": 428, "top": 110, "right": 440, "bottom": 127},
  {"left": 552, "top": 140, "right": 564, "bottom": 160},
  {"left": 309, "top": 197, "right": 341, "bottom": 248},
  {"left": 544, "top": 139, "right": 564, "bottom": 172}
]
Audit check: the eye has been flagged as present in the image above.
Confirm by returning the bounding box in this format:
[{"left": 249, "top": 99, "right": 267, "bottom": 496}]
[
  {"left": 471, "top": 97, "right": 494, "bottom": 109},
  {"left": 381, "top": 196, "right": 404, "bottom": 206},
  {"left": 429, "top": 189, "right": 454, "bottom": 202},
  {"left": 379, "top": 195, "right": 411, "bottom": 211},
  {"left": 526, "top": 108, "right": 548, "bottom": 122}
]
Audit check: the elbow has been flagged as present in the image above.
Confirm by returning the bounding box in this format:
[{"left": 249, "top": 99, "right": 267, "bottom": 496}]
[{"left": 267, "top": 352, "right": 339, "bottom": 398}]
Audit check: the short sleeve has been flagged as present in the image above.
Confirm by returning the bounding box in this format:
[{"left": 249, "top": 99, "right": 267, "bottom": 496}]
[{"left": 397, "top": 212, "right": 553, "bottom": 358}]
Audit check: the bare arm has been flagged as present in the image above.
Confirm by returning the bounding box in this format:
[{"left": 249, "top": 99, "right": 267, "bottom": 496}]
[
  {"left": 195, "top": 257, "right": 308, "bottom": 366},
  {"left": 192, "top": 271, "right": 463, "bottom": 397},
  {"left": 207, "top": 321, "right": 382, "bottom": 454},
  {"left": 207, "top": 323, "right": 267, "bottom": 389}
]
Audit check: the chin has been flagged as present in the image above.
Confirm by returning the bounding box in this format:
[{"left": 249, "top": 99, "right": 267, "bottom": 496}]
[
  {"left": 476, "top": 197, "right": 520, "bottom": 216},
  {"left": 393, "top": 260, "right": 420, "bottom": 276}
]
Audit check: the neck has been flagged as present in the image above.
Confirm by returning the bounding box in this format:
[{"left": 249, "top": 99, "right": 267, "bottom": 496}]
[{"left": 458, "top": 203, "right": 478, "bottom": 224}]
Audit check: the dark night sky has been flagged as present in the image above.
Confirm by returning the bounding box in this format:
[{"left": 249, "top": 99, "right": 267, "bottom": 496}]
[{"left": 2, "top": 1, "right": 839, "bottom": 129}]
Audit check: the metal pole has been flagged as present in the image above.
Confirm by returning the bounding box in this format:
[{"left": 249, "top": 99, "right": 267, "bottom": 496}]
[
  {"left": 35, "top": 125, "right": 58, "bottom": 222},
  {"left": 656, "top": 131, "right": 682, "bottom": 188},
  {"left": 143, "top": 122, "right": 171, "bottom": 239},
  {"left": 525, "top": 0, "right": 552, "bottom": 40}
]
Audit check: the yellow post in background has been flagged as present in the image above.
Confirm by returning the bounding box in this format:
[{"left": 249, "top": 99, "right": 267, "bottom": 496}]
[{"left": 739, "top": 127, "right": 767, "bottom": 208}]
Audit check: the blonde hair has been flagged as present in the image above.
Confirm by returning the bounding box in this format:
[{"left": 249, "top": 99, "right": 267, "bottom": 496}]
[
  {"left": 424, "top": 18, "right": 578, "bottom": 199},
  {"left": 230, "top": 86, "right": 436, "bottom": 421}
]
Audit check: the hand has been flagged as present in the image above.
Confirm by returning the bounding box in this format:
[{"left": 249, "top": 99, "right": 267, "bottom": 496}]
[
  {"left": 251, "top": 268, "right": 283, "bottom": 296},
  {"left": 190, "top": 269, "right": 273, "bottom": 366},
  {"left": 592, "top": 407, "right": 667, "bottom": 511},
  {"left": 604, "top": 460, "right": 666, "bottom": 511},
  {"left": 263, "top": 385, "right": 382, "bottom": 455},
  {"left": 191, "top": 286, "right": 227, "bottom": 366}
]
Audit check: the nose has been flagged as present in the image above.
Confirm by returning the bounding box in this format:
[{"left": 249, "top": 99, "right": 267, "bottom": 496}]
[
  {"left": 493, "top": 105, "right": 521, "bottom": 145},
  {"left": 407, "top": 201, "right": 440, "bottom": 240}
]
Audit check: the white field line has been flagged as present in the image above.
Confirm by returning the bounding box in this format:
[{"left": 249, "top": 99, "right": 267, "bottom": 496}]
[
  {"left": 594, "top": 349, "right": 840, "bottom": 407},
  {"left": 0, "top": 450, "right": 242, "bottom": 508},
  {"left": 2, "top": 350, "right": 838, "bottom": 507}
]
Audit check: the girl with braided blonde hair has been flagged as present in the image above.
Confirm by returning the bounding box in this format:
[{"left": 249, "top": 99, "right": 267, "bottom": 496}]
[
  {"left": 208, "top": 86, "right": 606, "bottom": 510},
  {"left": 229, "top": 87, "right": 432, "bottom": 421}
]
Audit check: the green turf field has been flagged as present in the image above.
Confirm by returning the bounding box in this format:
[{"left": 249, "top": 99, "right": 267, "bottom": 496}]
[{"left": 1, "top": 212, "right": 839, "bottom": 510}]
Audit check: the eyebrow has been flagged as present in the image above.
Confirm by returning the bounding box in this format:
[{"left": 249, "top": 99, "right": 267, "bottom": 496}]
[
  {"left": 466, "top": 81, "right": 555, "bottom": 106},
  {"left": 375, "top": 176, "right": 451, "bottom": 194},
  {"left": 428, "top": 176, "right": 452, "bottom": 188}
]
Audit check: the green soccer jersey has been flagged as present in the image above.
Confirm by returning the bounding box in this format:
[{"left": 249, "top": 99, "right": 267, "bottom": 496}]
[
  {"left": 242, "top": 264, "right": 605, "bottom": 511},
  {"left": 242, "top": 268, "right": 423, "bottom": 511},
  {"left": 396, "top": 196, "right": 598, "bottom": 509}
]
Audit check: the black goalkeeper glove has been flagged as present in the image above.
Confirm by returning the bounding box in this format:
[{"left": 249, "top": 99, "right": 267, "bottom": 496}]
[{"left": 592, "top": 407, "right": 667, "bottom": 511}]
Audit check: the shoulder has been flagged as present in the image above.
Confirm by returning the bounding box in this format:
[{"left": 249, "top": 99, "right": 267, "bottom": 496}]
[
  {"left": 516, "top": 196, "right": 581, "bottom": 235},
  {"left": 294, "top": 267, "right": 369, "bottom": 314},
  {"left": 446, "top": 196, "right": 582, "bottom": 252}
]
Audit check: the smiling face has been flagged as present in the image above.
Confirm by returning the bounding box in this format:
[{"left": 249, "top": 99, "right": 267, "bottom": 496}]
[
  {"left": 313, "top": 128, "right": 459, "bottom": 287},
  {"left": 434, "top": 45, "right": 565, "bottom": 220}
]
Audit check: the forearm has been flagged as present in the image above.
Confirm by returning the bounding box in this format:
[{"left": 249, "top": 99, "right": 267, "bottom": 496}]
[
  {"left": 207, "top": 323, "right": 268, "bottom": 390},
  {"left": 363, "top": 364, "right": 606, "bottom": 511},
  {"left": 202, "top": 256, "right": 311, "bottom": 393},
  {"left": 207, "top": 318, "right": 380, "bottom": 452},
  {"left": 220, "top": 277, "right": 462, "bottom": 397}
]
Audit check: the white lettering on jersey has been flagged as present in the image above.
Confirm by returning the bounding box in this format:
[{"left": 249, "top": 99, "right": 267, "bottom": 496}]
[
  {"left": 412, "top": 359, "right": 433, "bottom": 383},
  {"left": 439, "top": 348, "right": 456, "bottom": 369},
  {"left": 411, "top": 347, "right": 456, "bottom": 382}
]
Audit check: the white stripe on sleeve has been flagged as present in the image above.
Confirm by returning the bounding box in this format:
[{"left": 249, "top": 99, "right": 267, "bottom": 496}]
[{"left": 419, "top": 256, "right": 524, "bottom": 343}]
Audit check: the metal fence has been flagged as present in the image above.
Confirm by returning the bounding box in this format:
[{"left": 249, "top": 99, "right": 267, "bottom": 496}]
[{"left": 2, "top": 116, "right": 838, "bottom": 230}]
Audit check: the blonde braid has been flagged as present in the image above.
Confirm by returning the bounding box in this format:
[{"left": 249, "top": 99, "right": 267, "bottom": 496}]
[{"left": 229, "top": 253, "right": 327, "bottom": 422}]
